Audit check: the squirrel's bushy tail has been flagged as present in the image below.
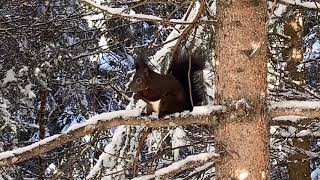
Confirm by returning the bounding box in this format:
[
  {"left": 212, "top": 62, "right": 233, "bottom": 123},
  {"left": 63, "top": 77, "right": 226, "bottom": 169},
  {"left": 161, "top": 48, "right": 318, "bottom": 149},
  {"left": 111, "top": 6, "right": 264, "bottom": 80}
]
[{"left": 171, "top": 47, "right": 206, "bottom": 111}]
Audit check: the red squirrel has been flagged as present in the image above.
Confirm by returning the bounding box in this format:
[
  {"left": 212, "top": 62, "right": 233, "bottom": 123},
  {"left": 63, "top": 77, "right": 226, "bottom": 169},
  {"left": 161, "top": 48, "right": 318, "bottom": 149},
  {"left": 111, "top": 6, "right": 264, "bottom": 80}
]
[{"left": 128, "top": 49, "right": 204, "bottom": 118}]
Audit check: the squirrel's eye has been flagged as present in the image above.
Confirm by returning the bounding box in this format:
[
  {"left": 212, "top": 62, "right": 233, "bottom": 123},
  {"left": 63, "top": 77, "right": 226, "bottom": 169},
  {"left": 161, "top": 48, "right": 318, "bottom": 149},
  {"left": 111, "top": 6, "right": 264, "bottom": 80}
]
[{"left": 136, "top": 78, "right": 142, "bottom": 84}]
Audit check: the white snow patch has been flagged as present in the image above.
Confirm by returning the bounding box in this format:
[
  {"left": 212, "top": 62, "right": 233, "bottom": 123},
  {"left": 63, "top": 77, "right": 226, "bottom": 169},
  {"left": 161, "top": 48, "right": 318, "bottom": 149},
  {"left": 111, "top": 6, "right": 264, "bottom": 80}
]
[
  {"left": 2, "top": 68, "right": 17, "bottom": 85},
  {"left": 66, "top": 109, "right": 140, "bottom": 132},
  {"left": 270, "top": 101, "right": 320, "bottom": 109},
  {"left": 18, "top": 66, "right": 29, "bottom": 76},
  {"left": 172, "top": 127, "right": 187, "bottom": 160},
  {"left": 0, "top": 134, "right": 60, "bottom": 163},
  {"left": 273, "top": 116, "right": 309, "bottom": 123},
  {"left": 190, "top": 105, "right": 225, "bottom": 116},
  {"left": 235, "top": 98, "right": 251, "bottom": 110},
  {"left": 20, "top": 84, "right": 36, "bottom": 99},
  {"left": 34, "top": 67, "right": 41, "bottom": 76}
]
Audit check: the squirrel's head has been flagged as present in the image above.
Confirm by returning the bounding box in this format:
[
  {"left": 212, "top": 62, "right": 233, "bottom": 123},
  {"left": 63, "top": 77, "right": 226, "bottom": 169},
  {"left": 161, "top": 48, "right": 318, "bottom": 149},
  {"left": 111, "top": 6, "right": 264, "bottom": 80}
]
[{"left": 128, "top": 54, "right": 150, "bottom": 92}]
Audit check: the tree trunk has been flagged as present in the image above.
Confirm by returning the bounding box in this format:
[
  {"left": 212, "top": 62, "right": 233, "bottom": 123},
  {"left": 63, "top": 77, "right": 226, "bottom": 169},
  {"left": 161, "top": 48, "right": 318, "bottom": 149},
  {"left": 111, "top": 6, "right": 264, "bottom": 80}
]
[
  {"left": 38, "top": 89, "right": 48, "bottom": 180},
  {"left": 215, "top": 1, "right": 269, "bottom": 179}
]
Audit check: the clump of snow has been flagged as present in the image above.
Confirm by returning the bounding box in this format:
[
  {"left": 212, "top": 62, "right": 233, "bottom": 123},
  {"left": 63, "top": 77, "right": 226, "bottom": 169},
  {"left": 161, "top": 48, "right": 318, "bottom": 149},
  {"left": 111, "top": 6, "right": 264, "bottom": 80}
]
[
  {"left": 41, "top": 61, "right": 53, "bottom": 68},
  {"left": 235, "top": 98, "right": 251, "bottom": 110},
  {"left": 34, "top": 67, "right": 41, "bottom": 76},
  {"left": 19, "top": 84, "right": 36, "bottom": 99},
  {"left": 146, "top": 130, "right": 162, "bottom": 153},
  {"left": 45, "top": 163, "right": 57, "bottom": 177},
  {"left": 2, "top": 68, "right": 17, "bottom": 85},
  {"left": 18, "top": 66, "right": 29, "bottom": 76},
  {"left": 190, "top": 105, "right": 225, "bottom": 116},
  {"left": 172, "top": 127, "right": 187, "bottom": 161}
]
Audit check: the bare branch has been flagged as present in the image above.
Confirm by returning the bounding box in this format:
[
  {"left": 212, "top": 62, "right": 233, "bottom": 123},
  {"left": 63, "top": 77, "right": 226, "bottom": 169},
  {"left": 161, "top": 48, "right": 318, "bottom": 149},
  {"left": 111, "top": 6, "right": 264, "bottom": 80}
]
[{"left": 0, "top": 106, "right": 224, "bottom": 167}]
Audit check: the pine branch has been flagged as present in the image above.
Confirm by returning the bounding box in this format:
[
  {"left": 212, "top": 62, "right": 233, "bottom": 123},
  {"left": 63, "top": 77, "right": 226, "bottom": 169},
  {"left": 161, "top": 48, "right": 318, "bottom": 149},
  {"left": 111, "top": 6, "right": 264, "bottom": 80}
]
[
  {"left": 0, "top": 106, "right": 224, "bottom": 167},
  {"left": 270, "top": 101, "right": 320, "bottom": 118},
  {"left": 131, "top": 152, "right": 219, "bottom": 180},
  {"left": 81, "top": 0, "right": 214, "bottom": 25}
]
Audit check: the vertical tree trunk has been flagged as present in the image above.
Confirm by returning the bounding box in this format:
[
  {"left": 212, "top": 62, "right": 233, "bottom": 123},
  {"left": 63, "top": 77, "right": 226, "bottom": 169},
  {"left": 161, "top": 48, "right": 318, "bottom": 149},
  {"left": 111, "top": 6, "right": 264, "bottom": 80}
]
[
  {"left": 215, "top": 1, "right": 269, "bottom": 179},
  {"left": 38, "top": 89, "right": 48, "bottom": 180}
]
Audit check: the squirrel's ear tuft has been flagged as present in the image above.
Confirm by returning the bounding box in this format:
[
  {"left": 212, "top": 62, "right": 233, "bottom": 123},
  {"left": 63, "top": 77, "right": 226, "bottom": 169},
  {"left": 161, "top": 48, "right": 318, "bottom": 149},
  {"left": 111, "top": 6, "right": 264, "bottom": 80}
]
[{"left": 135, "top": 53, "right": 147, "bottom": 68}]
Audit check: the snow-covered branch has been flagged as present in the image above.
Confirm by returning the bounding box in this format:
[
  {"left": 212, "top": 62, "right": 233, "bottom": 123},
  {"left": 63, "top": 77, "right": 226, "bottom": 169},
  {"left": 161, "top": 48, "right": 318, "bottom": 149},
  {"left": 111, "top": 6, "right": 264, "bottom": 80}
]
[
  {"left": 132, "top": 153, "right": 219, "bottom": 180},
  {"left": 270, "top": 101, "right": 320, "bottom": 118},
  {"left": 280, "top": 0, "right": 320, "bottom": 9},
  {"left": 81, "top": 0, "right": 208, "bottom": 25},
  {"left": 0, "top": 105, "right": 224, "bottom": 167}
]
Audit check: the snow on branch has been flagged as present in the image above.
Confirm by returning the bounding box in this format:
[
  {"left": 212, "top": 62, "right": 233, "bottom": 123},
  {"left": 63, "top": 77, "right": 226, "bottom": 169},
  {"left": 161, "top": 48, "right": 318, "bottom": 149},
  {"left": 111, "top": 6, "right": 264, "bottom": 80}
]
[
  {"left": 0, "top": 105, "right": 224, "bottom": 167},
  {"left": 132, "top": 153, "right": 219, "bottom": 180},
  {"left": 280, "top": 0, "right": 320, "bottom": 9},
  {"left": 270, "top": 101, "right": 320, "bottom": 118},
  {"left": 150, "top": 0, "right": 206, "bottom": 70},
  {"left": 271, "top": 125, "right": 320, "bottom": 137},
  {"left": 81, "top": 0, "right": 208, "bottom": 25}
]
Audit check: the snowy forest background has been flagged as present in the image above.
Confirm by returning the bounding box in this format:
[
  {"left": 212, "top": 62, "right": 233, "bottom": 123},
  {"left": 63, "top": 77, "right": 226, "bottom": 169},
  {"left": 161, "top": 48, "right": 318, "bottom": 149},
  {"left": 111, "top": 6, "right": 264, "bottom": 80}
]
[{"left": 0, "top": 0, "right": 320, "bottom": 179}]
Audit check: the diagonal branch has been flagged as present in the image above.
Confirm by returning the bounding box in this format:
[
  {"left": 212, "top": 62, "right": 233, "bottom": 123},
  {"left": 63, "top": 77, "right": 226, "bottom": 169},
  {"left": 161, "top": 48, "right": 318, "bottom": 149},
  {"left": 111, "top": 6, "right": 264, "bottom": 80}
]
[
  {"left": 0, "top": 105, "right": 225, "bottom": 167},
  {"left": 131, "top": 152, "right": 219, "bottom": 180}
]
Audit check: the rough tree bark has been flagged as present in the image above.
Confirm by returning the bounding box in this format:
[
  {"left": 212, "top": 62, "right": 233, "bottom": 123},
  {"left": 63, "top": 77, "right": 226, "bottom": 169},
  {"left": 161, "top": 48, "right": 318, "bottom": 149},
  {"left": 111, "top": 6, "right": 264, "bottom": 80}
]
[{"left": 215, "top": 1, "right": 269, "bottom": 179}]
